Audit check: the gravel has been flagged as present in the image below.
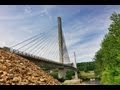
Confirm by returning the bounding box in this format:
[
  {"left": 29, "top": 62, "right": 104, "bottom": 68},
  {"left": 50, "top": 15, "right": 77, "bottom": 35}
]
[{"left": 0, "top": 49, "right": 61, "bottom": 85}]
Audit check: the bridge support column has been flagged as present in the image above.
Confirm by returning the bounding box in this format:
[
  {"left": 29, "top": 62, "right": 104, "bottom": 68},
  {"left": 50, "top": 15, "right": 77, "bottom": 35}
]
[
  {"left": 73, "top": 52, "right": 78, "bottom": 79},
  {"left": 74, "top": 71, "right": 78, "bottom": 79},
  {"left": 58, "top": 68, "right": 66, "bottom": 79}
]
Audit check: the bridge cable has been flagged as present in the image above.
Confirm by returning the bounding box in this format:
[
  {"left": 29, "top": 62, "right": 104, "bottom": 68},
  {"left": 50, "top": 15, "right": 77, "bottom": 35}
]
[
  {"left": 36, "top": 36, "right": 56, "bottom": 57},
  {"left": 40, "top": 36, "right": 58, "bottom": 59},
  {"left": 11, "top": 32, "right": 44, "bottom": 47},
  {"left": 37, "top": 30, "right": 56, "bottom": 56},
  {"left": 30, "top": 32, "right": 56, "bottom": 55},
  {"left": 22, "top": 34, "right": 46, "bottom": 52},
  {"left": 62, "top": 32, "right": 70, "bottom": 63}
]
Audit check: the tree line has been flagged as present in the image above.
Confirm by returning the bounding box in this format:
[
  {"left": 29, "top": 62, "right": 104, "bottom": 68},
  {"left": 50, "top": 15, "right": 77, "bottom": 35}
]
[
  {"left": 77, "top": 61, "right": 95, "bottom": 72},
  {"left": 94, "top": 12, "right": 120, "bottom": 84}
]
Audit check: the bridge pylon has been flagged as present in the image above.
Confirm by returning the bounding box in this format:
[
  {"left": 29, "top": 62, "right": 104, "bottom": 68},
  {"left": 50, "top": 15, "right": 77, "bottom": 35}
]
[
  {"left": 57, "top": 17, "right": 66, "bottom": 80},
  {"left": 73, "top": 52, "right": 78, "bottom": 79}
]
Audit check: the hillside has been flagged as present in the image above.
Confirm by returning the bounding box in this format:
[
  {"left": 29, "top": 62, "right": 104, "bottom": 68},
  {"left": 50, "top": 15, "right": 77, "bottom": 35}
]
[{"left": 0, "top": 48, "right": 60, "bottom": 85}]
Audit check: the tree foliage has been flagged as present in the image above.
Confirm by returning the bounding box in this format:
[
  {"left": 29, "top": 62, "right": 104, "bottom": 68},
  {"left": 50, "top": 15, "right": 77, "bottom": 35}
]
[
  {"left": 94, "top": 12, "right": 120, "bottom": 84},
  {"left": 77, "top": 61, "right": 95, "bottom": 72},
  {"left": 65, "top": 70, "right": 75, "bottom": 80}
]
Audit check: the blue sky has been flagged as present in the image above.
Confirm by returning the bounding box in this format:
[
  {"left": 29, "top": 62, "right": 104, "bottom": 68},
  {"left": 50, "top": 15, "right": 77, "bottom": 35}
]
[{"left": 0, "top": 5, "right": 120, "bottom": 63}]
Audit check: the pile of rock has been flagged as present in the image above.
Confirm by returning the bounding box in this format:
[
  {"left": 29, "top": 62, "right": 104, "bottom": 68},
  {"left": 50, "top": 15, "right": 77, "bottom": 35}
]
[{"left": 0, "top": 49, "right": 60, "bottom": 85}]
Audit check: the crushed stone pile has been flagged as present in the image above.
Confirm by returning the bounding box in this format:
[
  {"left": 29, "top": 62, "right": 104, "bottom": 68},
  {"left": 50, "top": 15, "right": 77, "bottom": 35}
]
[{"left": 0, "top": 49, "right": 60, "bottom": 85}]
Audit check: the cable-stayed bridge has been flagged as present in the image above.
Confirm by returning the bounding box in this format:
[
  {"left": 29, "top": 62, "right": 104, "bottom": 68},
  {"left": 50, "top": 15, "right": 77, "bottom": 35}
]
[{"left": 3, "top": 17, "right": 78, "bottom": 79}]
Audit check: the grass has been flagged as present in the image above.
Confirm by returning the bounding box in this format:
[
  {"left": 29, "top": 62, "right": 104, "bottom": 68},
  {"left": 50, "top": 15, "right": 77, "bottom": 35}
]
[{"left": 79, "top": 71, "right": 96, "bottom": 80}]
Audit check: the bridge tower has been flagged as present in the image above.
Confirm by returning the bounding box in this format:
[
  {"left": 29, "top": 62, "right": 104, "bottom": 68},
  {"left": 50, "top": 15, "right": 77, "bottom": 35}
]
[
  {"left": 73, "top": 52, "right": 78, "bottom": 79},
  {"left": 57, "top": 17, "right": 66, "bottom": 79},
  {"left": 58, "top": 17, "right": 63, "bottom": 64}
]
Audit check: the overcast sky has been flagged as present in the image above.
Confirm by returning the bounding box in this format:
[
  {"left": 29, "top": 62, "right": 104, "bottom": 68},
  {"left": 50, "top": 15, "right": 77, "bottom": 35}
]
[{"left": 0, "top": 5, "right": 120, "bottom": 63}]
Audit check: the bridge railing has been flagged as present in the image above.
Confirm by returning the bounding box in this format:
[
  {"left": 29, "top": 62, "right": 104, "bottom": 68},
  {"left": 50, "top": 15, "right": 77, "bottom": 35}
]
[
  {"left": 4, "top": 47, "right": 77, "bottom": 70},
  {"left": 9, "top": 47, "right": 55, "bottom": 63}
]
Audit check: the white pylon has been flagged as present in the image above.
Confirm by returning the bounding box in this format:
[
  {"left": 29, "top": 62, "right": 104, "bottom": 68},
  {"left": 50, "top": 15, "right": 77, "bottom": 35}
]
[{"left": 73, "top": 52, "right": 78, "bottom": 79}]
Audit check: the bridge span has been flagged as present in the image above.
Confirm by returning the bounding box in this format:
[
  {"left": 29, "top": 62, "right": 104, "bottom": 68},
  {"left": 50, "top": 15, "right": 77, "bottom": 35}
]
[{"left": 3, "top": 47, "right": 77, "bottom": 71}]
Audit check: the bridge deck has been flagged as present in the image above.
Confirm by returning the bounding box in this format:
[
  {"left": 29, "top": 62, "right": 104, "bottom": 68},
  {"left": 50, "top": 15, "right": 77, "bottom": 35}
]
[{"left": 4, "top": 47, "right": 77, "bottom": 71}]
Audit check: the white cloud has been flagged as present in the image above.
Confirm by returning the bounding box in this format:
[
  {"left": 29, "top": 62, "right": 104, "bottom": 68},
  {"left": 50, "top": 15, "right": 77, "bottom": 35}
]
[
  {"left": 0, "top": 5, "right": 56, "bottom": 20},
  {"left": 24, "top": 6, "right": 33, "bottom": 15},
  {"left": 0, "top": 41, "right": 6, "bottom": 47},
  {"left": 40, "top": 9, "right": 52, "bottom": 21},
  {"left": 68, "top": 34, "right": 104, "bottom": 63},
  {"left": 0, "top": 27, "right": 15, "bottom": 47}
]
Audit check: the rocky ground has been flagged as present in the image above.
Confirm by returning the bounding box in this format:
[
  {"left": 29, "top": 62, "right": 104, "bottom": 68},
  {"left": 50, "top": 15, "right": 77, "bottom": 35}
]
[
  {"left": 62, "top": 78, "right": 83, "bottom": 85},
  {"left": 0, "top": 48, "right": 61, "bottom": 85}
]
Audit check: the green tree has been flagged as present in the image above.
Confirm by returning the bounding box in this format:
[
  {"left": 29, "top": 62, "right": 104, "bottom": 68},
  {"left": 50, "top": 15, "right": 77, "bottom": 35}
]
[
  {"left": 94, "top": 12, "right": 120, "bottom": 84},
  {"left": 77, "top": 61, "right": 95, "bottom": 72},
  {"left": 65, "top": 70, "right": 74, "bottom": 80}
]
